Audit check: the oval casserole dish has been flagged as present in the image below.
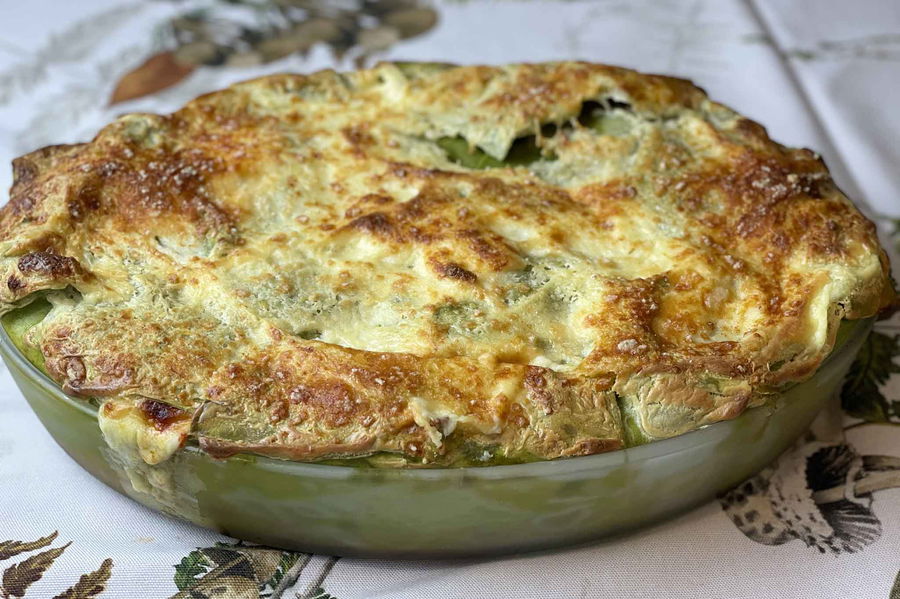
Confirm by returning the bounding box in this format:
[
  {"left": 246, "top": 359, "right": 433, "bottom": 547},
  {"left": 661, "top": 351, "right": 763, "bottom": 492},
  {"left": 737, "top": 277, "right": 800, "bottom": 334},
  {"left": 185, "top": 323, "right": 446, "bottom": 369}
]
[{"left": 0, "top": 315, "right": 873, "bottom": 557}]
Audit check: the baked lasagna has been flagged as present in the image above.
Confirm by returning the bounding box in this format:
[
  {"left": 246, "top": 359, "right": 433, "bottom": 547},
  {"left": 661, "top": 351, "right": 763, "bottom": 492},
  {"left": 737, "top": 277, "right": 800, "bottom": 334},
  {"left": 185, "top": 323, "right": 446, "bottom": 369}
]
[{"left": 0, "top": 62, "right": 893, "bottom": 467}]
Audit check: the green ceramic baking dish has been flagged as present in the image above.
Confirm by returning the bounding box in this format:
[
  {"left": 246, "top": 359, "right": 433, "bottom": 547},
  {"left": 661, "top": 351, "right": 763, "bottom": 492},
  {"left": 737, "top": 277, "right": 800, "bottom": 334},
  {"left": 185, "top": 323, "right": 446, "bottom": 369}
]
[{"left": 0, "top": 302, "right": 871, "bottom": 558}]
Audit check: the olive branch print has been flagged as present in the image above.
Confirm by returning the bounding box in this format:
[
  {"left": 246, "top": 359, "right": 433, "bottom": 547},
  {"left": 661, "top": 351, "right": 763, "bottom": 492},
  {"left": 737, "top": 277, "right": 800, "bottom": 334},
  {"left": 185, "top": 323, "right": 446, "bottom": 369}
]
[{"left": 0, "top": 532, "right": 112, "bottom": 599}]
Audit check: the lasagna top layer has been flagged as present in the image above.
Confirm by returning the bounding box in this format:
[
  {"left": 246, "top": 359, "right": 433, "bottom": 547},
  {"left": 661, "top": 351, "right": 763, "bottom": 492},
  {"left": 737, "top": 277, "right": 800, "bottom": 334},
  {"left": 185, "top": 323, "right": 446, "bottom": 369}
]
[{"left": 0, "top": 62, "right": 893, "bottom": 466}]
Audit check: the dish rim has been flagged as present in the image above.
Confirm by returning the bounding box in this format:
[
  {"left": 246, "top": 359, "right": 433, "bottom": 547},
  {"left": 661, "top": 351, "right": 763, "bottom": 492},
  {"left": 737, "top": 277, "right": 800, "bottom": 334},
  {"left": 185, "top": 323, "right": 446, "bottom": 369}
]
[{"left": 0, "top": 315, "right": 872, "bottom": 480}]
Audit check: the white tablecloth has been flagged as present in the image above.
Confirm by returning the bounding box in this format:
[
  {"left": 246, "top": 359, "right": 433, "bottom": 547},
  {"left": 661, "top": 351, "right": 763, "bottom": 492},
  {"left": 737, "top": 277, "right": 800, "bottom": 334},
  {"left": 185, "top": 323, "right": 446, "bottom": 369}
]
[{"left": 0, "top": 1, "right": 898, "bottom": 597}]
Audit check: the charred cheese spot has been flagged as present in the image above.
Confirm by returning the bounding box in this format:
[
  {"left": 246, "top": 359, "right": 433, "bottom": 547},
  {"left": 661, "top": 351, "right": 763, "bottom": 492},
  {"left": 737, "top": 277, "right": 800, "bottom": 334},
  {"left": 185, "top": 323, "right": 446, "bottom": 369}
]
[
  {"left": 140, "top": 399, "right": 190, "bottom": 431},
  {"left": 18, "top": 251, "right": 82, "bottom": 278}
]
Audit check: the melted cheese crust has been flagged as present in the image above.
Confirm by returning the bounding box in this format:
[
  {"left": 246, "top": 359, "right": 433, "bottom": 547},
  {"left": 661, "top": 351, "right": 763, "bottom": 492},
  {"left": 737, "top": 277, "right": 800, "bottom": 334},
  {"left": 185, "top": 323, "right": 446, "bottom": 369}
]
[{"left": 0, "top": 62, "right": 893, "bottom": 466}]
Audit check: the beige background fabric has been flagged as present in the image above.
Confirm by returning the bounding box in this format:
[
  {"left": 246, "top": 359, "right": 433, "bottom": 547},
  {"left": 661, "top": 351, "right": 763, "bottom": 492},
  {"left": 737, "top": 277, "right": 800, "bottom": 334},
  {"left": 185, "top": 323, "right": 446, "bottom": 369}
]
[{"left": 0, "top": 1, "right": 898, "bottom": 597}]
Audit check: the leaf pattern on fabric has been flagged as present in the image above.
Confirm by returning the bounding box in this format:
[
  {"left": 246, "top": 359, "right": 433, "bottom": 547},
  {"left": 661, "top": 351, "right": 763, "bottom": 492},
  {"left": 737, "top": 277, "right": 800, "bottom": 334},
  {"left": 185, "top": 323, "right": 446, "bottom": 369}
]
[
  {"left": 295, "top": 557, "right": 340, "bottom": 599},
  {"left": 52, "top": 558, "right": 113, "bottom": 599},
  {"left": 0, "top": 532, "right": 58, "bottom": 561},
  {"left": 0, "top": 534, "right": 112, "bottom": 599},
  {"left": 171, "top": 553, "right": 259, "bottom": 599},
  {"left": 890, "top": 569, "right": 900, "bottom": 599},
  {"left": 109, "top": 0, "right": 439, "bottom": 103},
  {"left": 841, "top": 331, "right": 900, "bottom": 423},
  {"left": 171, "top": 542, "right": 336, "bottom": 599},
  {"left": 109, "top": 52, "right": 196, "bottom": 105},
  {"left": 786, "top": 34, "right": 900, "bottom": 61},
  {"left": 0, "top": 3, "right": 147, "bottom": 105},
  {"left": 307, "top": 588, "right": 339, "bottom": 599},
  {"left": 173, "top": 550, "right": 209, "bottom": 592},
  {"left": 1, "top": 543, "right": 70, "bottom": 598}
]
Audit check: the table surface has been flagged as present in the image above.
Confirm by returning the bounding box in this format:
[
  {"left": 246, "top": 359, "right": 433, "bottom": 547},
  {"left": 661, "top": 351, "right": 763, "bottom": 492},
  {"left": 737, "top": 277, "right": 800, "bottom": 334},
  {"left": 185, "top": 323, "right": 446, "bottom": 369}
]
[{"left": 0, "top": 1, "right": 899, "bottom": 598}]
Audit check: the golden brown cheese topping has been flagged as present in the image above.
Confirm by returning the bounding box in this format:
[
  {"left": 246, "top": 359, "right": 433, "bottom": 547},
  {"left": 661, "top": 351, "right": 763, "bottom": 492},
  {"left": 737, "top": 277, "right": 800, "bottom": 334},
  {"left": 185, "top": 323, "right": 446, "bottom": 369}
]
[{"left": 0, "top": 62, "right": 894, "bottom": 467}]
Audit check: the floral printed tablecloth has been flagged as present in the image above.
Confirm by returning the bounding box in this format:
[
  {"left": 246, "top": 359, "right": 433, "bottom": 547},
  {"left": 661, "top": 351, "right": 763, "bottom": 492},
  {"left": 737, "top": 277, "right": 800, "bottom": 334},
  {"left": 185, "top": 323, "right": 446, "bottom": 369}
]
[{"left": 0, "top": 1, "right": 899, "bottom": 597}]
